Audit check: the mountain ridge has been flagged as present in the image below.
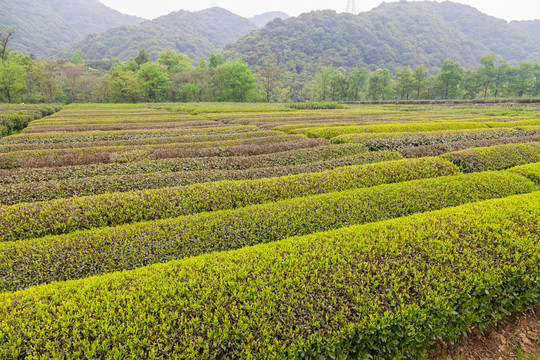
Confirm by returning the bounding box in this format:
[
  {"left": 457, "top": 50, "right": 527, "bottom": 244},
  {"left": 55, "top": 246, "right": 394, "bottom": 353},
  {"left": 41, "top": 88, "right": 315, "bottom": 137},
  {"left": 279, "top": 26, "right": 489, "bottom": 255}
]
[{"left": 0, "top": 0, "right": 143, "bottom": 57}]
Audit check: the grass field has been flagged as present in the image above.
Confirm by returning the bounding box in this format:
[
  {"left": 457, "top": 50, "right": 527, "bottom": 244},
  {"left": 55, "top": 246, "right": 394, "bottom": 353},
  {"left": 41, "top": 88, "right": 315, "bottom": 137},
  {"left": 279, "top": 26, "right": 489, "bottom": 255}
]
[{"left": 1, "top": 103, "right": 539, "bottom": 359}]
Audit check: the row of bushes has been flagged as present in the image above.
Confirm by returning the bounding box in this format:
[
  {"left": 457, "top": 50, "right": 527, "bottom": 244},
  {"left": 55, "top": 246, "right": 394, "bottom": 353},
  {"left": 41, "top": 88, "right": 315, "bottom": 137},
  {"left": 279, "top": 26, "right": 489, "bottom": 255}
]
[
  {"left": 1, "top": 191, "right": 538, "bottom": 358},
  {"left": 0, "top": 133, "right": 300, "bottom": 161},
  {"left": 330, "top": 128, "right": 527, "bottom": 149},
  {"left": 0, "top": 130, "right": 286, "bottom": 154},
  {"left": 1, "top": 170, "right": 534, "bottom": 292},
  {"left": 0, "top": 151, "right": 402, "bottom": 205},
  {"left": 441, "top": 142, "right": 540, "bottom": 172},
  {"left": 0, "top": 105, "right": 61, "bottom": 138},
  {"left": 0, "top": 157, "right": 459, "bottom": 242},
  {"left": 0, "top": 138, "right": 328, "bottom": 169},
  {"left": 400, "top": 134, "right": 540, "bottom": 158},
  {"left": 306, "top": 121, "right": 488, "bottom": 139},
  {"left": 0, "top": 125, "right": 258, "bottom": 145},
  {"left": 0, "top": 143, "right": 364, "bottom": 185},
  {"left": 508, "top": 162, "right": 540, "bottom": 184},
  {"left": 22, "top": 121, "right": 233, "bottom": 134}
]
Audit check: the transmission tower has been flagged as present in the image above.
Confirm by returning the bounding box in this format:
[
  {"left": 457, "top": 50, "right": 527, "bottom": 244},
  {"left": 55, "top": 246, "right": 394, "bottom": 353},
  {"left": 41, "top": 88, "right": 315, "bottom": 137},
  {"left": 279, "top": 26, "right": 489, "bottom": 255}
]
[
  {"left": 346, "top": 0, "right": 357, "bottom": 14},
  {"left": 210, "top": 0, "right": 217, "bottom": 8}
]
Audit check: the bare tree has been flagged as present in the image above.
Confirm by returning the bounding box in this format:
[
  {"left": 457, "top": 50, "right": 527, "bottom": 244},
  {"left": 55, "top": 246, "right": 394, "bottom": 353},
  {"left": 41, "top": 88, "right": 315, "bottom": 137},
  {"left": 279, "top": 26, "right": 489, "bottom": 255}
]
[
  {"left": 256, "top": 56, "right": 284, "bottom": 103},
  {"left": 0, "top": 27, "right": 16, "bottom": 61}
]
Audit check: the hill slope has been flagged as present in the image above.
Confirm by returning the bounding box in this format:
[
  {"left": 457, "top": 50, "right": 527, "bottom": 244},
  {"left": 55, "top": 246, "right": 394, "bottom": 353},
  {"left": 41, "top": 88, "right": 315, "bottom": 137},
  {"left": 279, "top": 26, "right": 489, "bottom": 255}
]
[
  {"left": 0, "top": 0, "right": 143, "bottom": 57},
  {"left": 73, "top": 8, "right": 257, "bottom": 61},
  {"left": 511, "top": 20, "right": 540, "bottom": 45},
  {"left": 249, "top": 12, "right": 290, "bottom": 27},
  {"left": 225, "top": 1, "right": 540, "bottom": 74}
]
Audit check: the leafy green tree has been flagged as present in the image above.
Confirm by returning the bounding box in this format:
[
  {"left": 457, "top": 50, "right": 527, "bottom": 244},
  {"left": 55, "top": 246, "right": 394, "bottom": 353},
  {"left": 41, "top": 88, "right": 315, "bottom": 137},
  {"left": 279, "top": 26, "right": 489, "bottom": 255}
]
[
  {"left": 157, "top": 49, "right": 192, "bottom": 74},
  {"left": 412, "top": 65, "right": 429, "bottom": 99},
  {"left": 368, "top": 69, "right": 393, "bottom": 101},
  {"left": 462, "top": 69, "right": 482, "bottom": 99},
  {"left": 0, "top": 28, "right": 15, "bottom": 61},
  {"left": 491, "top": 59, "right": 510, "bottom": 98},
  {"left": 256, "top": 56, "right": 284, "bottom": 103},
  {"left": 508, "top": 62, "right": 533, "bottom": 97},
  {"left": 478, "top": 54, "right": 497, "bottom": 98},
  {"left": 0, "top": 57, "right": 25, "bottom": 103},
  {"left": 395, "top": 66, "right": 414, "bottom": 100},
  {"left": 329, "top": 69, "right": 347, "bottom": 101},
  {"left": 109, "top": 69, "right": 142, "bottom": 103},
  {"left": 435, "top": 59, "right": 464, "bottom": 99},
  {"left": 314, "top": 66, "right": 332, "bottom": 101},
  {"left": 208, "top": 53, "right": 225, "bottom": 68},
  {"left": 346, "top": 67, "right": 368, "bottom": 101},
  {"left": 532, "top": 63, "right": 540, "bottom": 97},
  {"left": 137, "top": 62, "right": 169, "bottom": 102},
  {"left": 182, "top": 83, "right": 201, "bottom": 102},
  {"left": 134, "top": 48, "right": 150, "bottom": 66},
  {"left": 213, "top": 60, "right": 257, "bottom": 102}
]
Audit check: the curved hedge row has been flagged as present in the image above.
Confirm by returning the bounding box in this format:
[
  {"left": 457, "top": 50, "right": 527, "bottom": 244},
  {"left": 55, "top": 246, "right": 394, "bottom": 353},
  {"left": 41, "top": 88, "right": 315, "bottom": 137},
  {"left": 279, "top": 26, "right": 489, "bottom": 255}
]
[
  {"left": 0, "top": 130, "right": 285, "bottom": 154},
  {"left": 400, "top": 134, "right": 540, "bottom": 158},
  {"left": 0, "top": 170, "right": 534, "bottom": 292},
  {"left": 0, "top": 125, "right": 257, "bottom": 145},
  {"left": 0, "top": 151, "right": 402, "bottom": 205},
  {"left": 0, "top": 157, "right": 459, "bottom": 242},
  {"left": 1, "top": 191, "right": 538, "bottom": 358},
  {"left": 0, "top": 143, "right": 367, "bottom": 185},
  {"left": 441, "top": 142, "right": 540, "bottom": 172},
  {"left": 0, "top": 138, "right": 328, "bottom": 169},
  {"left": 508, "top": 162, "right": 540, "bottom": 184},
  {"left": 0, "top": 105, "right": 61, "bottom": 138},
  {"left": 330, "top": 128, "right": 525, "bottom": 149},
  {"left": 306, "top": 121, "right": 488, "bottom": 139}
]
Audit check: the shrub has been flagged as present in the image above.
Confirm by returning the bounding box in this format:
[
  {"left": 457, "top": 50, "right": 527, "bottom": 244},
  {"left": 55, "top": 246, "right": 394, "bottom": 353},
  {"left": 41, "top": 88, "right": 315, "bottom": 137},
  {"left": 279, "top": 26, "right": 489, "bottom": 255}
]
[
  {"left": 0, "top": 144, "right": 367, "bottom": 186},
  {"left": 306, "top": 121, "right": 488, "bottom": 139},
  {"left": 0, "top": 151, "right": 402, "bottom": 205},
  {"left": 287, "top": 101, "right": 346, "bottom": 110},
  {"left": 507, "top": 162, "right": 540, "bottom": 184},
  {"left": 0, "top": 191, "right": 538, "bottom": 358},
  {"left": 441, "top": 142, "right": 540, "bottom": 172},
  {"left": 400, "top": 135, "right": 540, "bottom": 158},
  {"left": 0, "top": 170, "right": 534, "bottom": 292},
  {"left": 0, "top": 157, "right": 459, "bottom": 241}
]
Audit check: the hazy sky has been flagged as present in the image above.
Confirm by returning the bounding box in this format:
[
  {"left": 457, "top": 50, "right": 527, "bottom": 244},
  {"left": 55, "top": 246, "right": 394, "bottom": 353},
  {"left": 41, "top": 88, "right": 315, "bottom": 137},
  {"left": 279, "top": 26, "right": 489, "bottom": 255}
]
[{"left": 98, "top": 0, "right": 540, "bottom": 21}]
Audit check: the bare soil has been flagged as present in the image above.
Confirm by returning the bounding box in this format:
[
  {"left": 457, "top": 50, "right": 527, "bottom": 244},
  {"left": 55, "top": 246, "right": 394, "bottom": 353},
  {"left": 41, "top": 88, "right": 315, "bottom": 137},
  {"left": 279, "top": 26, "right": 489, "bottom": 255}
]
[{"left": 430, "top": 310, "right": 540, "bottom": 360}]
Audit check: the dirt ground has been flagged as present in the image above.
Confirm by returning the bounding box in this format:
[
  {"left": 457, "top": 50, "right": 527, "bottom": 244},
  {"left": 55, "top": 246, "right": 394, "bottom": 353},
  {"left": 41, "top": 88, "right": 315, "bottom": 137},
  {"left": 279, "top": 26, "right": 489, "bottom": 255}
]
[{"left": 430, "top": 310, "right": 540, "bottom": 360}]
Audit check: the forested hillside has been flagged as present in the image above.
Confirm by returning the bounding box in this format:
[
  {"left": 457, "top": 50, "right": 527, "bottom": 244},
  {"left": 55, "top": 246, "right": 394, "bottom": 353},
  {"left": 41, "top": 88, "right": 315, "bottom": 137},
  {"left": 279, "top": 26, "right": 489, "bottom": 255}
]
[
  {"left": 0, "top": 0, "right": 143, "bottom": 57},
  {"left": 72, "top": 8, "right": 257, "bottom": 61},
  {"left": 225, "top": 1, "right": 540, "bottom": 75},
  {"left": 249, "top": 12, "right": 289, "bottom": 27},
  {"left": 511, "top": 20, "right": 540, "bottom": 45}
]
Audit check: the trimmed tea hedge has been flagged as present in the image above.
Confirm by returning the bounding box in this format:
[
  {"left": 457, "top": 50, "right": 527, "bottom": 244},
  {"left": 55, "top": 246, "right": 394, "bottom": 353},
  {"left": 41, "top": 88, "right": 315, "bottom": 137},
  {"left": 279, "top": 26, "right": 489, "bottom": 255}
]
[
  {"left": 0, "top": 130, "right": 285, "bottom": 154},
  {"left": 330, "top": 128, "right": 525, "bottom": 149},
  {"left": 508, "top": 162, "right": 540, "bottom": 185},
  {"left": 0, "top": 157, "right": 459, "bottom": 241},
  {"left": 0, "top": 125, "right": 258, "bottom": 145},
  {"left": 400, "top": 134, "right": 540, "bottom": 158},
  {"left": 0, "top": 170, "right": 534, "bottom": 292},
  {"left": 306, "top": 121, "right": 488, "bottom": 139},
  {"left": 0, "top": 144, "right": 367, "bottom": 186},
  {"left": 441, "top": 142, "right": 540, "bottom": 172},
  {"left": 0, "top": 151, "right": 402, "bottom": 205},
  {"left": 0, "top": 191, "right": 538, "bottom": 358},
  {"left": 0, "top": 138, "right": 328, "bottom": 169}
]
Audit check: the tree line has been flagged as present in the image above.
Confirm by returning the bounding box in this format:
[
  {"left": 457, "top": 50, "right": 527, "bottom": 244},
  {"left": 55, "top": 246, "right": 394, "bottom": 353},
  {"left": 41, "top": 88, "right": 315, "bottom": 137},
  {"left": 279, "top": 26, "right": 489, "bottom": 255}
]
[
  {"left": 310, "top": 57, "right": 540, "bottom": 102},
  {"left": 0, "top": 27, "right": 539, "bottom": 104}
]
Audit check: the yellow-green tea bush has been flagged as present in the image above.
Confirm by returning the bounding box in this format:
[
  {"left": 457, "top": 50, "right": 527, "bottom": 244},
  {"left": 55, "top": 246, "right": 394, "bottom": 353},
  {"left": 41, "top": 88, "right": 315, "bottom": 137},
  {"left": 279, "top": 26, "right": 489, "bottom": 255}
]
[
  {"left": 330, "top": 128, "right": 526, "bottom": 149},
  {"left": 0, "top": 157, "right": 459, "bottom": 241},
  {"left": 400, "top": 134, "right": 540, "bottom": 158},
  {"left": 0, "top": 170, "right": 534, "bottom": 292},
  {"left": 306, "top": 121, "right": 488, "bottom": 139},
  {"left": 0, "top": 151, "right": 402, "bottom": 205},
  {"left": 441, "top": 142, "right": 540, "bottom": 172},
  {"left": 508, "top": 162, "right": 540, "bottom": 184},
  {"left": 0, "top": 144, "right": 367, "bottom": 185},
  {"left": 0, "top": 191, "right": 538, "bottom": 358}
]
